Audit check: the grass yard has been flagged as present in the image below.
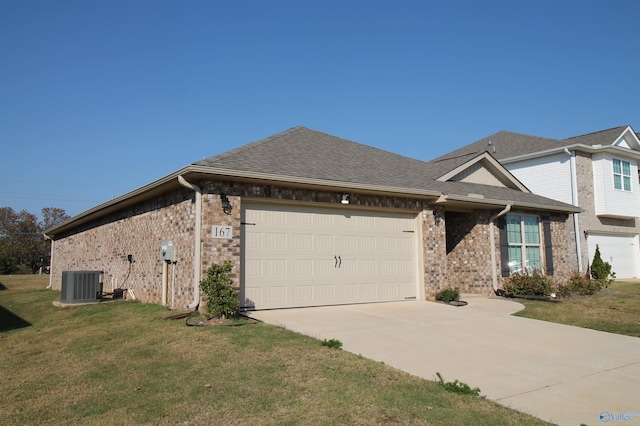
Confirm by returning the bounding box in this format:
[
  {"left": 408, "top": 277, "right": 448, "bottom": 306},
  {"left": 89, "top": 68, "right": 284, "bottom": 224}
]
[
  {"left": 0, "top": 275, "right": 551, "bottom": 426},
  {"left": 514, "top": 280, "right": 640, "bottom": 338}
]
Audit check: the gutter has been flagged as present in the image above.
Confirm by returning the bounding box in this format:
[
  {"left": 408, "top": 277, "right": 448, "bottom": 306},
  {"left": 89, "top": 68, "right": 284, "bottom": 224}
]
[
  {"left": 177, "top": 175, "right": 202, "bottom": 310},
  {"left": 500, "top": 143, "right": 640, "bottom": 164},
  {"left": 489, "top": 205, "right": 512, "bottom": 291}
]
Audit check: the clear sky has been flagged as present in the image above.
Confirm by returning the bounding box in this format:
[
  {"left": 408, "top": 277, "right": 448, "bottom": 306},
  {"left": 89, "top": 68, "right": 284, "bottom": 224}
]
[{"left": 2, "top": 0, "right": 639, "bottom": 219}]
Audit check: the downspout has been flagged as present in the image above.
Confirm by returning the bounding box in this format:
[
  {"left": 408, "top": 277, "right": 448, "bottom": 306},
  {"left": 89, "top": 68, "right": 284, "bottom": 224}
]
[
  {"left": 45, "top": 235, "right": 54, "bottom": 289},
  {"left": 178, "top": 175, "right": 202, "bottom": 310},
  {"left": 565, "top": 148, "right": 583, "bottom": 273},
  {"left": 489, "top": 205, "right": 511, "bottom": 291}
]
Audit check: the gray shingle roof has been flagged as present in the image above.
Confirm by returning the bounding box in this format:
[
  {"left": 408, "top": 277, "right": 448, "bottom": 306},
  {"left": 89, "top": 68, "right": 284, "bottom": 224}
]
[
  {"left": 431, "top": 126, "right": 631, "bottom": 164},
  {"left": 195, "top": 126, "right": 577, "bottom": 212},
  {"left": 563, "top": 126, "right": 628, "bottom": 146}
]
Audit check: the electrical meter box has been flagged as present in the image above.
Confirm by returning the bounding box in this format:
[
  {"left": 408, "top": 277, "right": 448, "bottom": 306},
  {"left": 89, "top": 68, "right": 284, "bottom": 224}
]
[{"left": 161, "top": 240, "right": 177, "bottom": 262}]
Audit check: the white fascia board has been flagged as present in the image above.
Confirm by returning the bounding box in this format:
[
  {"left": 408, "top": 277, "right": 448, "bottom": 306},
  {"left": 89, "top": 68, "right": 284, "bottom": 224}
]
[
  {"left": 436, "top": 152, "right": 530, "bottom": 192},
  {"left": 614, "top": 126, "right": 640, "bottom": 150},
  {"left": 500, "top": 143, "right": 640, "bottom": 164},
  {"left": 441, "top": 193, "right": 582, "bottom": 213}
]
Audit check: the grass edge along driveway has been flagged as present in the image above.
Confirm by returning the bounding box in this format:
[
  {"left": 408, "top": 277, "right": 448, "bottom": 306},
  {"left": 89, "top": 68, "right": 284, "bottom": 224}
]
[{"left": 0, "top": 275, "right": 550, "bottom": 426}]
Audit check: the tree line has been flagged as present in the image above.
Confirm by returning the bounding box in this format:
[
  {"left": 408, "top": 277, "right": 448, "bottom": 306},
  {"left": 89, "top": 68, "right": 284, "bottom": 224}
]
[{"left": 0, "top": 207, "right": 69, "bottom": 274}]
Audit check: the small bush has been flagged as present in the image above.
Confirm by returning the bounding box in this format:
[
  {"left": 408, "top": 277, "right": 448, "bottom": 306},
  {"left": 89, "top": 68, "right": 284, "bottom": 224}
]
[
  {"left": 590, "top": 245, "right": 615, "bottom": 288},
  {"left": 568, "top": 273, "right": 602, "bottom": 296},
  {"left": 321, "top": 338, "right": 343, "bottom": 349},
  {"left": 435, "top": 372, "right": 481, "bottom": 396},
  {"left": 199, "top": 260, "right": 239, "bottom": 319},
  {"left": 503, "top": 270, "right": 553, "bottom": 296},
  {"left": 436, "top": 288, "right": 460, "bottom": 303}
]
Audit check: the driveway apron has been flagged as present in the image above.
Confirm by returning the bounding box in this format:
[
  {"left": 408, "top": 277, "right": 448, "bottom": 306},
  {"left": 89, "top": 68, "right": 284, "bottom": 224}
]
[{"left": 250, "top": 298, "right": 640, "bottom": 426}]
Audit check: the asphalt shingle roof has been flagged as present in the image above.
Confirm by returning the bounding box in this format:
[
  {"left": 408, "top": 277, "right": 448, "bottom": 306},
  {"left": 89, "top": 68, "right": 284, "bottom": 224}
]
[
  {"left": 195, "top": 126, "right": 577, "bottom": 212},
  {"left": 431, "top": 126, "right": 630, "bottom": 164}
]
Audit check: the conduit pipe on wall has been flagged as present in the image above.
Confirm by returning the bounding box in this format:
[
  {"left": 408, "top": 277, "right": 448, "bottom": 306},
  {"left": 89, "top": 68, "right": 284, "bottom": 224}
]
[
  {"left": 489, "top": 204, "right": 511, "bottom": 291},
  {"left": 178, "top": 175, "right": 202, "bottom": 310},
  {"left": 564, "top": 148, "right": 583, "bottom": 273}
]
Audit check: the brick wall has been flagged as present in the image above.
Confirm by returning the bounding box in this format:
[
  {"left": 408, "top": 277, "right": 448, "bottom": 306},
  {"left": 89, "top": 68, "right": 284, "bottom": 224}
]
[
  {"left": 51, "top": 190, "right": 197, "bottom": 308},
  {"left": 50, "top": 177, "right": 576, "bottom": 308},
  {"left": 444, "top": 210, "right": 493, "bottom": 295}
]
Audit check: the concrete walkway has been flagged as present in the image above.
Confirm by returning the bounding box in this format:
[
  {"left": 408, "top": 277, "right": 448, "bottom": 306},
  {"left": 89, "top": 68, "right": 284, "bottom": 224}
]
[{"left": 250, "top": 297, "right": 640, "bottom": 426}]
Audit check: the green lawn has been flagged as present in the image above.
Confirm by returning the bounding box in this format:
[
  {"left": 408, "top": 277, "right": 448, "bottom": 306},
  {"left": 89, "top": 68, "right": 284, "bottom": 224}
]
[
  {"left": 514, "top": 280, "right": 640, "bottom": 338},
  {"left": 0, "top": 275, "right": 550, "bottom": 425}
]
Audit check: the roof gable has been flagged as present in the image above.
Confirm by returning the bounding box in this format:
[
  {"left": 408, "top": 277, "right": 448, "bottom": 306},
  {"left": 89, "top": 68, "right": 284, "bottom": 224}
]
[{"left": 435, "top": 152, "right": 529, "bottom": 192}]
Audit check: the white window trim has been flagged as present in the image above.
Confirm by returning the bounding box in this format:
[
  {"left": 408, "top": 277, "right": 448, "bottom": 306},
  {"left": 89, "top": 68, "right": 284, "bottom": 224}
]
[
  {"left": 612, "top": 158, "right": 632, "bottom": 192},
  {"left": 507, "top": 213, "right": 543, "bottom": 274}
]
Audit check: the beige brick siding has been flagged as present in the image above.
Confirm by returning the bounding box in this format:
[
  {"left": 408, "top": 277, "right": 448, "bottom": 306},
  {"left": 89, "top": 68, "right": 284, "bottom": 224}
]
[
  {"left": 50, "top": 178, "right": 577, "bottom": 308},
  {"left": 444, "top": 210, "right": 493, "bottom": 295}
]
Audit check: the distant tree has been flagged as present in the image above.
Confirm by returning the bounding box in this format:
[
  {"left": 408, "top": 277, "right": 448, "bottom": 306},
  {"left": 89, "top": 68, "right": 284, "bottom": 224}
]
[
  {"left": 0, "top": 207, "right": 69, "bottom": 274},
  {"left": 41, "top": 207, "right": 69, "bottom": 231}
]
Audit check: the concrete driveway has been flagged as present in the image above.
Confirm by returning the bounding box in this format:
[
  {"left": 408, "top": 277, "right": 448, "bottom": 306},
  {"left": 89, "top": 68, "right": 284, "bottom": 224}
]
[{"left": 250, "top": 297, "right": 640, "bottom": 426}]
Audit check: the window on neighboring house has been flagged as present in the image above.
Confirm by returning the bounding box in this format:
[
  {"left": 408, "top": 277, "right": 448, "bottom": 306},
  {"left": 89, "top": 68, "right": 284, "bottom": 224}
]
[
  {"left": 505, "top": 214, "right": 542, "bottom": 274},
  {"left": 613, "top": 158, "right": 632, "bottom": 191}
]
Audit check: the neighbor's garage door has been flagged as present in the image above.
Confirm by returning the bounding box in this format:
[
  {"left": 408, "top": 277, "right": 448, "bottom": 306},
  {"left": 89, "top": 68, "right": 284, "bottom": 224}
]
[
  {"left": 587, "top": 233, "right": 640, "bottom": 279},
  {"left": 241, "top": 203, "right": 418, "bottom": 309}
]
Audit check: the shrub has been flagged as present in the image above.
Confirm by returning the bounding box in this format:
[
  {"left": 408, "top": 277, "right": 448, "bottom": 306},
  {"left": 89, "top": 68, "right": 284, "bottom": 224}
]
[
  {"left": 321, "top": 338, "right": 343, "bottom": 349},
  {"left": 568, "top": 272, "right": 601, "bottom": 296},
  {"left": 435, "top": 372, "right": 481, "bottom": 396},
  {"left": 590, "top": 245, "right": 615, "bottom": 288},
  {"left": 436, "top": 288, "right": 460, "bottom": 303},
  {"left": 503, "top": 270, "right": 553, "bottom": 296},
  {"left": 199, "top": 260, "right": 239, "bottom": 319}
]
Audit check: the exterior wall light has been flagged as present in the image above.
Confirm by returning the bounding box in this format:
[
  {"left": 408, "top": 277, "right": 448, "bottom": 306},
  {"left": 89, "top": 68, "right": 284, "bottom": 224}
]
[
  {"left": 433, "top": 209, "right": 442, "bottom": 226},
  {"left": 341, "top": 194, "right": 350, "bottom": 204},
  {"left": 221, "top": 193, "right": 232, "bottom": 215}
]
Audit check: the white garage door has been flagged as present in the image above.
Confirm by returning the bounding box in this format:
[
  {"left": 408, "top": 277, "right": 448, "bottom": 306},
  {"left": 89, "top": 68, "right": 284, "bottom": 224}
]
[
  {"left": 241, "top": 203, "right": 419, "bottom": 309},
  {"left": 587, "top": 233, "right": 640, "bottom": 279}
]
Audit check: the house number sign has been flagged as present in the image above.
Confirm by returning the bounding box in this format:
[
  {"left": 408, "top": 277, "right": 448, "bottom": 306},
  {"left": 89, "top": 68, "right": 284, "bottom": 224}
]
[{"left": 212, "top": 226, "right": 233, "bottom": 239}]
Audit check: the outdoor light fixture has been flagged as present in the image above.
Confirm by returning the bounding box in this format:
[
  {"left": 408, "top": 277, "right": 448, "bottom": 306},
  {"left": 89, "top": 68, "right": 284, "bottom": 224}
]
[
  {"left": 341, "top": 194, "right": 350, "bottom": 205},
  {"left": 221, "top": 193, "right": 232, "bottom": 215},
  {"left": 433, "top": 209, "right": 442, "bottom": 226}
]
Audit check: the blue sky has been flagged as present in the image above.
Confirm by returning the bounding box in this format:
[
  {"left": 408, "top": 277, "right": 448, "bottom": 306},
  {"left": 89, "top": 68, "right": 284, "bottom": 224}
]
[{"left": 2, "top": 0, "right": 639, "bottom": 218}]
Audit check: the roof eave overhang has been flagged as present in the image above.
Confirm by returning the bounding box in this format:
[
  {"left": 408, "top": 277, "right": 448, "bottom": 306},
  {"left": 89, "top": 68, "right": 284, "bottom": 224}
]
[
  {"left": 436, "top": 194, "right": 582, "bottom": 214},
  {"left": 500, "top": 143, "right": 640, "bottom": 164},
  {"left": 44, "top": 165, "right": 443, "bottom": 237}
]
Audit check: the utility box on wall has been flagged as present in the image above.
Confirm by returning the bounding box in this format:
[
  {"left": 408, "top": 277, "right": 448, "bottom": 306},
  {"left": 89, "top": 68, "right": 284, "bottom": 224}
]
[{"left": 161, "top": 240, "right": 177, "bottom": 262}]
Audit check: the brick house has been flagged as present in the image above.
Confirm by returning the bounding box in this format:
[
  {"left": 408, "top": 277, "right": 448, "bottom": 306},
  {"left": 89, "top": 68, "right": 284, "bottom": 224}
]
[
  {"left": 45, "top": 127, "right": 580, "bottom": 310},
  {"left": 434, "top": 126, "right": 640, "bottom": 279}
]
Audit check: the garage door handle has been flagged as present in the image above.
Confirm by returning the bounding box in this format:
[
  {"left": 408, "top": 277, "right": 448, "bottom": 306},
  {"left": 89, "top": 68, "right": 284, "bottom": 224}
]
[
  {"left": 338, "top": 256, "right": 342, "bottom": 268},
  {"left": 335, "top": 255, "right": 338, "bottom": 268}
]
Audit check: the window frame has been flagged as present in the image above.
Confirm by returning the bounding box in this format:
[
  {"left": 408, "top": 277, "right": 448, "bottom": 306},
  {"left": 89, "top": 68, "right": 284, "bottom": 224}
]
[
  {"left": 505, "top": 213, "right": 543, "bottom": 275},
  {"left": 612, "top": 158, "right": 632, "bottom": 192}
]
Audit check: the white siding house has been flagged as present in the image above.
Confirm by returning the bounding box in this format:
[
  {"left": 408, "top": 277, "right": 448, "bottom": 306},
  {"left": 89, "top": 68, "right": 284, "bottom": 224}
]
[{"left": 505, "top": 153, "right": 573, "bottom": 206}]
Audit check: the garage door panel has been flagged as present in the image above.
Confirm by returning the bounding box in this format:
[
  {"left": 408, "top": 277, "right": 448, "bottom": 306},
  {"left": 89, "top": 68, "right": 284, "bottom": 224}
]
[
  {"left": 241, "top": 203, "right": 418, "bottom": 309},
  {"left": 587, "top": 234, "right": 640, "bottom": 279}
]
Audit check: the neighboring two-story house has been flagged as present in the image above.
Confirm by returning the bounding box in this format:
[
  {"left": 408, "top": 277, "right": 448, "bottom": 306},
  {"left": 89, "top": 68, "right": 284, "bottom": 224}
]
[{"left": 432, "top": 126, "right": 640, "bottom": 278}]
